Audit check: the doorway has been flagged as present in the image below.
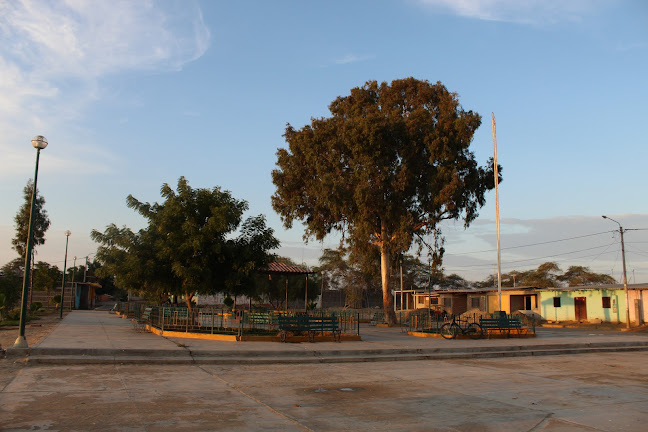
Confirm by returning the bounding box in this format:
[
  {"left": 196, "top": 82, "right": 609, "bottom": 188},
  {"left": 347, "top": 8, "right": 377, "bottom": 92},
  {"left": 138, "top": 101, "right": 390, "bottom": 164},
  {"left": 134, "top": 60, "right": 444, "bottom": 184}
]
[{"left": 574, "top": 297, "right": 587, "bottom": 321}]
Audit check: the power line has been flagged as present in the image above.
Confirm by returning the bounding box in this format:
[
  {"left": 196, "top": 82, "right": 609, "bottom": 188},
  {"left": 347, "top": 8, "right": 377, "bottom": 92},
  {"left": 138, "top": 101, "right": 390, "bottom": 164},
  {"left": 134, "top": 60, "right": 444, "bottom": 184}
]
[
  {"left": 39, "top": 252, "right": 95, "bottom": 266},
  {"left": 443, "top": 230, "right": 614, "bottom": 257},
  {"left": 445, "top": 243, "right": 617, "bottom": 269}
]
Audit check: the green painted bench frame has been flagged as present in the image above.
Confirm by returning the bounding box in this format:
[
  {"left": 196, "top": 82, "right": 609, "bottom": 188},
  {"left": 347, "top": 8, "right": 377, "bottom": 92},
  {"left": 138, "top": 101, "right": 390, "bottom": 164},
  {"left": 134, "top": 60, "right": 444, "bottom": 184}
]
[
  {"left": 278, "top": 316, "right": 341, "bottom": 342},
  {"left": 370, "top": 312, "right": 384, "bottom": 326},
  {"left": 132, "top": 307, "right": 153, "bottom": 332},
  {"left": 479, "top": 315, "right": 525, "bottom": 337},
  {"left": 247, "top": 312, "right": 270, "bottom": 325}
]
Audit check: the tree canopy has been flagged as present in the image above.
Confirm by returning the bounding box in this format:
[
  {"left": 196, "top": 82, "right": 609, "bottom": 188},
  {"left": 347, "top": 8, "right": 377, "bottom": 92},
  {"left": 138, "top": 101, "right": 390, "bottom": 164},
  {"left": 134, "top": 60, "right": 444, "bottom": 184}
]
[
  {"left": 92, "top": 177, "right": 279, "bottom": 310},
  {"left": 33, "top": 262, "right": 62, "bottom": 292},
  {"left": 272, "top": 78, "right": 499, "bottom": 324},
  {"left": 477, "top": 262, "right": 617, "bottom": 289}
]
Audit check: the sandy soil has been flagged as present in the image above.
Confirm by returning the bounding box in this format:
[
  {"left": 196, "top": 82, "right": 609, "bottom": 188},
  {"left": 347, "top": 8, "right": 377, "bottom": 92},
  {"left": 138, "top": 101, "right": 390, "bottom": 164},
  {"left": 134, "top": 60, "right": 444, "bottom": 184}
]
[
  {"left": 0, "top": 309, "right": 67, "bottom": 351},
  {"left": 1, "top": 310, "right": 68, "bottom": 390}
]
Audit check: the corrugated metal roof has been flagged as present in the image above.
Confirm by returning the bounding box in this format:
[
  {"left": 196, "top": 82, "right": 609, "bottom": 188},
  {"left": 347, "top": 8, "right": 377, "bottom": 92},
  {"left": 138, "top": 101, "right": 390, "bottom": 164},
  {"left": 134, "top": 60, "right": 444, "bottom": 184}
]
[{"left": 260, "top": 262, "right": 316, "bottom": 274}]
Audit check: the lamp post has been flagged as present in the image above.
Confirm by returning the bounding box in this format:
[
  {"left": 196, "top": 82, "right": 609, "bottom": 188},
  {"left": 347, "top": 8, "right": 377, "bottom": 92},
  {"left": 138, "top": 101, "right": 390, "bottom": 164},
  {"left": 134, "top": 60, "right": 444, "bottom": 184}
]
[
  {"left": 602, "top": 215, "right": 630, "bottom": 328},
  {"left": 14, "top": 136, "right": 48, "bottom": 348},
  {"left": 60, "top": 231, "right": 71, "bottom": 319}
]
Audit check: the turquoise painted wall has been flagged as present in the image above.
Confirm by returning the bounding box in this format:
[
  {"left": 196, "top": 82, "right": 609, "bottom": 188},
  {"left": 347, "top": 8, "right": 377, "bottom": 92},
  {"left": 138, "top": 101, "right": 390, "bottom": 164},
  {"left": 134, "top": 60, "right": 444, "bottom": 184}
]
[{"left": 539, "top": 289, "right": 624, "bottom": 323}]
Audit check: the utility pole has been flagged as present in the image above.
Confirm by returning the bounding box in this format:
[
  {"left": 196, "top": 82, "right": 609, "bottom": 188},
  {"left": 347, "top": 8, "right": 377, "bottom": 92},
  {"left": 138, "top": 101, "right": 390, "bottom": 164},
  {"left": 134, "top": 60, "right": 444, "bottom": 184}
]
[
  {"left": 83, "top": 256, "right": 88, "bottom": 283},
  {"left": 602, "top": 216, "right": 631, "bottom": 328},
  {"left": 492, "top": 113, "right": 502, "bottom": 312}
]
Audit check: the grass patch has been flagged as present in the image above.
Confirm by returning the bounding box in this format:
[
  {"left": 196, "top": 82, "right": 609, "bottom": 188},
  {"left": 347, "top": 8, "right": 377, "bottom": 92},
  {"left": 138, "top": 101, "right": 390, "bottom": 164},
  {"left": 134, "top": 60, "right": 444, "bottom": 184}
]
[{"left": 0, "top": 320, "right": 20, "bottom": 327}]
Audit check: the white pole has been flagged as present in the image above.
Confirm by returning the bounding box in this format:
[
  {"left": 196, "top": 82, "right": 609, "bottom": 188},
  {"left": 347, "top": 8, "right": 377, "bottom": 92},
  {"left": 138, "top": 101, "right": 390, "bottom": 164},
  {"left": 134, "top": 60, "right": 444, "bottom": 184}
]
[{"left": 492, "top": 113, "right": 502, "bottom": 312}]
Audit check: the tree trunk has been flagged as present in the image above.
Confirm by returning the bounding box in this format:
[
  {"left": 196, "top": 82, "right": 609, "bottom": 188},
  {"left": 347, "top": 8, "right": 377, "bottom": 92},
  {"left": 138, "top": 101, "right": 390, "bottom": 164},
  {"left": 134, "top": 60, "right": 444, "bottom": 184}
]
[
  {"left": 380, "top": 223, "right": 398, "bottom": 326},
  {"left": 185, "top": 291, "right": 194, "bottom": 322}
]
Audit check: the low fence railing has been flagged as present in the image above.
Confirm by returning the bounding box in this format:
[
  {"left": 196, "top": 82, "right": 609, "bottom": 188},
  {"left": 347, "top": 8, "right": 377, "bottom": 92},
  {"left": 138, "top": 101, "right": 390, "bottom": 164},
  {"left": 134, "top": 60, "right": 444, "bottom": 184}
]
[
  {"left": 115, "top": 303, "right": 360, "bottom": 337},
  {"left": 408, "top": 310, "right": 536, "bottom": 335}
]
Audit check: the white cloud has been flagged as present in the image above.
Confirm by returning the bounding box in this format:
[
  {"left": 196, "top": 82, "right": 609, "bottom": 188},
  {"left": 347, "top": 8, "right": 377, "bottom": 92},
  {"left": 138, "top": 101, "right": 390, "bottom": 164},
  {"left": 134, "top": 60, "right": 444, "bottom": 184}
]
[
  {"left": 415, "top": 0, "right": 602, "bottom": 25},
  {"left": 334, "top": 53, "right": 374, "bottom": 65},
  {"left": 0, "top": 0, "right": 210, "bottom": 177}
]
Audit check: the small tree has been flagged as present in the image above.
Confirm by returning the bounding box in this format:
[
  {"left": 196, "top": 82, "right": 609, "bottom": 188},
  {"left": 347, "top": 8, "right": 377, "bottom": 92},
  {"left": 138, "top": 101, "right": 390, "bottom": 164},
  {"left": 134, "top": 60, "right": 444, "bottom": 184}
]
[
  {"left": 1, "top": 260, "right": 23, "bottom": 315},
  {"left": 12, "top": 179, "right": 50, "bottom": 259},
  {"left": 33, "top": 262, "right": 62, "bottom": 292}
]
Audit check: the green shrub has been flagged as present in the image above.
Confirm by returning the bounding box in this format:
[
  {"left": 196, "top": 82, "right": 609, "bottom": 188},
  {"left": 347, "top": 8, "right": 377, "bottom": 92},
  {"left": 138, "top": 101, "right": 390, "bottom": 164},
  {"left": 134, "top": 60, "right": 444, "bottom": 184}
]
[
  {"left": 30, "top": 302, "right": 43, "bottom": 313},
  {"left": 7, "top": 307, "right": 22, "bottom": 321},
  {"left": 51, "top": 294, "right": 62, "bottom": 305}
]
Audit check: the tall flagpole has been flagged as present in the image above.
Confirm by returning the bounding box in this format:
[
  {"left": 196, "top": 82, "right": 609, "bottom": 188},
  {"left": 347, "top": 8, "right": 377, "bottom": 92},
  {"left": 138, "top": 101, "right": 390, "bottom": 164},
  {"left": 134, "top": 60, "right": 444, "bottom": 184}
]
[{"left": 492, "top": 113, "right": 502, "bottom": 312}]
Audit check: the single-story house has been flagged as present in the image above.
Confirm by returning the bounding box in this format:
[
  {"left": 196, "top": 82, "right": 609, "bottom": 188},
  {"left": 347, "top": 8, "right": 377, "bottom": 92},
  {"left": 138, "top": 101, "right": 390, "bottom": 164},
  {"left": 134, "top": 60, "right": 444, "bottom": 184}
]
[{"left": 393, "top": 283, "right": 648, "bottom": 325}]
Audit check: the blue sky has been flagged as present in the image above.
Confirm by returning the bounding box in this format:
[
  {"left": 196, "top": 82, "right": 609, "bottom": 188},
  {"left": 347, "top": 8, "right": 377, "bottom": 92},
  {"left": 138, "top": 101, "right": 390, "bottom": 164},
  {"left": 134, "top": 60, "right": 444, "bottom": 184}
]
[{"left": 1, "top": 0, "right": 647, "bottom": 282}]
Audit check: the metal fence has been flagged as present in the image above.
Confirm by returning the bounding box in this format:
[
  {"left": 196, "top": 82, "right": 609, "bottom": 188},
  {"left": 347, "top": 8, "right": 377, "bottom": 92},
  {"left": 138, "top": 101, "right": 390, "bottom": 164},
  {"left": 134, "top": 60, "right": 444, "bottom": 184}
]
[
  {"left": 115, "top": 303, "right": 360, "bottom": 337},
  {"left": 408, "top": 310, "right": 537, "bottom": 335}
]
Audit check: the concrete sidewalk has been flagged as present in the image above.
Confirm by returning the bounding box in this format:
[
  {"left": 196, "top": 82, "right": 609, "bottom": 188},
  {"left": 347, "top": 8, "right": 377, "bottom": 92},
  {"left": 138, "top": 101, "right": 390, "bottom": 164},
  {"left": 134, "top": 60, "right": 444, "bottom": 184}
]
[{"left": 7, "top": 310, "right": 648, "bottom": 364}]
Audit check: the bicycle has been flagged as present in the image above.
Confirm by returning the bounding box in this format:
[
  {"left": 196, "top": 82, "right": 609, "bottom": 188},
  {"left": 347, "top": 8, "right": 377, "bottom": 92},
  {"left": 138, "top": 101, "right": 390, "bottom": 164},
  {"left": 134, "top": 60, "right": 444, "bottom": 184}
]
[{"left": 440, "top": 316, "right": 483, "bottom": 340}]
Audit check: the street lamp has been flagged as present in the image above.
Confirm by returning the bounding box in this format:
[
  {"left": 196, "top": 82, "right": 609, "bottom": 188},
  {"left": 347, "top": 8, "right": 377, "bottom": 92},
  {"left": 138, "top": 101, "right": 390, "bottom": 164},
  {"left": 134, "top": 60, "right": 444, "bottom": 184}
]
[
  {"left": 602, "top": 215, "right": 630, "bottom": 329},
  {"left": 14, "top": 135, "right": 48, "bottom": 348},
  {"left": 60, "top": 231, "right": 71, "bottom": 319}
]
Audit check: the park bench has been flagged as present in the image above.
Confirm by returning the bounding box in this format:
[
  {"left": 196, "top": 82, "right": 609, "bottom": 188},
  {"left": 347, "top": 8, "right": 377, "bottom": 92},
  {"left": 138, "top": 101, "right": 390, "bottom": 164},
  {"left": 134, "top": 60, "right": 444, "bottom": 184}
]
[
  {"left": 278, "top": 316, "right": 341, "bottom": 342},
  {"left": 480, "top": 315, "right": 525, "bottom": 338},
  {"left": 132, "top": 307, "right": 153, "bottom": 332},
  {"left": 370, "top": 312, "right": 384, "bottom": 326},
  {"left": 247, "top": 312, "right": 270, "bottom": 325}
]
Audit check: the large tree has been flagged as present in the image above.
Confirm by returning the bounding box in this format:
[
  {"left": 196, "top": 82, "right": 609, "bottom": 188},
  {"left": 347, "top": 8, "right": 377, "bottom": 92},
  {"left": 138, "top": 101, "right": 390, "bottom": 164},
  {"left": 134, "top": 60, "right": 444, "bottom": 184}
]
[
  {"left": 272, "top": 78, "right": 499, "bottom": 324},
  {"left": 92, "top": 177, "right": 279, "bottom": 311},
  {"left": 557, "top": 265, "right": 616, "bottom": 287},
  {"left": 477, "top": 263, "right": 616, "bottom": 288},
  {"left": 318, "top": 248, "right": 381, "bottom": 308},
  {"left": 12, "top": 179, "right": 51, "bottom": 259},
  {"left": 92, "top": 224, "right": 173, "bottom": 300}
]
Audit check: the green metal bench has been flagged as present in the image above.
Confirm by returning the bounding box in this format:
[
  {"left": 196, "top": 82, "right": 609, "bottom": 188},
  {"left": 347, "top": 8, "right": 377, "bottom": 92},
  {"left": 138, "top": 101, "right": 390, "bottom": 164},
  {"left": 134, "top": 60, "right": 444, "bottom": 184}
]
[
  {"left": 247, "top": 312, "right": 270, "bottom": 325},
  {"left": 132, "top": 307, "right": 153, "bottom": 332},
  {"left": 480, "top": 315, "right": 524, "bottom": 338},
  {"left": 278, "top": 316, "right": 341, "bottom": 342},
  {"left": 370, "top": 312, "right": 384, "bottom": 326}
]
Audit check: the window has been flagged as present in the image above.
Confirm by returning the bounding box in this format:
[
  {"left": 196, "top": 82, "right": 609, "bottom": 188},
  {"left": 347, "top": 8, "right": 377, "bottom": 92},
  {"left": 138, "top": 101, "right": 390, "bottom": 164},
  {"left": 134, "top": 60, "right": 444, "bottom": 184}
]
[
  {"left": 553, "top": 297, "right": 561, "bottom": 307},
  {"left": 471, "top": 297, "right": 480, "bottom": 308},
  {"left": 430, "top": 298, "right": 439, "bottom": 305},
  {"left": 602, "top": 297, "right": 611, "bottom": 308},
  {"left": 443, "top": 297, "right": 452, "bottom": 307}
]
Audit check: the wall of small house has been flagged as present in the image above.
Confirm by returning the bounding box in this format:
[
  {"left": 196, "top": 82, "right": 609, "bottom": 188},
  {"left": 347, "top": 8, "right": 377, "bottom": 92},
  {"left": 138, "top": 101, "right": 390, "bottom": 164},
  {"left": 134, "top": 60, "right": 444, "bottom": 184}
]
[
  {"left": 466, "top": 294, "right": 487, "bottom": 312},
  {"left": 451, "top": 295, "right": 468, "bottom": 315},
  {"left": 487, "top": 293, "right": 510, "bottom": 313},
  {"left": 628, "top": 290, "right": 647, "bottom": 324},
  {"left": 538, "top": 289, "right": 623, "bottom": 323}
]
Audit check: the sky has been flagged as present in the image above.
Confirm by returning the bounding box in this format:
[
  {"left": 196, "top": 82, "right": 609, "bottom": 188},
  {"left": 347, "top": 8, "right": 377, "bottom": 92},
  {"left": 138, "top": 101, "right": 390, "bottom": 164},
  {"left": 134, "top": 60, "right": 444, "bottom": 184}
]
[{"left": 1, "top": 0, "right": 647, "bottom": 283}]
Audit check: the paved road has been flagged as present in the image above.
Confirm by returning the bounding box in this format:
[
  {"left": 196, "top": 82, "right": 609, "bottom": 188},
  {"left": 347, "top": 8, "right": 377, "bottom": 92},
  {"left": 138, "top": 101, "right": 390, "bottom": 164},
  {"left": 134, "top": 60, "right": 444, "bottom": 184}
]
[
  {"left": 2, "top": 311, "right": 648, "bottom": 431},
  {"left": 2, "top": 351, "right": 647, "bottom": 431}
]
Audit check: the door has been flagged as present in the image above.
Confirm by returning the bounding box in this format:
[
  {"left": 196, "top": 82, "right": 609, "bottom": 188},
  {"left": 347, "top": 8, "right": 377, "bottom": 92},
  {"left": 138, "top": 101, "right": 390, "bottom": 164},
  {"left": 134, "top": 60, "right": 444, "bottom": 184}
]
[
  {"left": 575, "top": 297, "right": 587, "bottom": 321},
  {"left": 79, "top": 286, "right": 89, "bottom": 310},
  {"left": 524, "top": 295, "right": 536, "bottom": 310}
]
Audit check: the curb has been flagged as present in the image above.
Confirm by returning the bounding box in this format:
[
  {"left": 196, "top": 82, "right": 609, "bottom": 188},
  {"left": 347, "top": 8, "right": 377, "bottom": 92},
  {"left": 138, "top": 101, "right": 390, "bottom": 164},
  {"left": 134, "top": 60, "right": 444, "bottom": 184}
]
[{"left": 10, "top": 341, "right": 648, "bottom": 365}]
